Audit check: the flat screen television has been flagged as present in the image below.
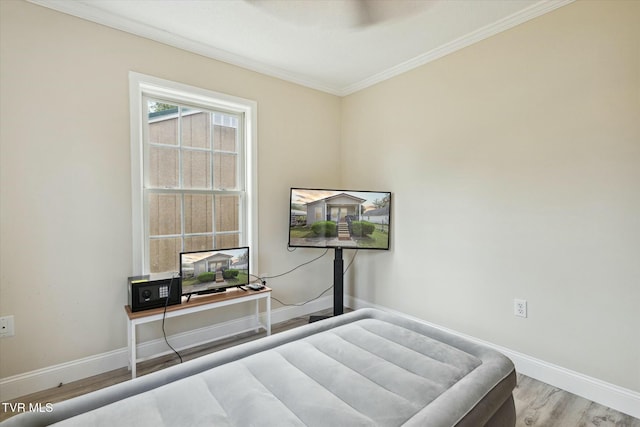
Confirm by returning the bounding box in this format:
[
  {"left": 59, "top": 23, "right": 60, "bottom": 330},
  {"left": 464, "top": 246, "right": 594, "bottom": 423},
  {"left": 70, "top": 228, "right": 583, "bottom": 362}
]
[
  {"left": 289, "top": 188, "right": 391, "bottom": 250},
  {"left": 179, "top": 246, "right": 250, "bottom": 297}
]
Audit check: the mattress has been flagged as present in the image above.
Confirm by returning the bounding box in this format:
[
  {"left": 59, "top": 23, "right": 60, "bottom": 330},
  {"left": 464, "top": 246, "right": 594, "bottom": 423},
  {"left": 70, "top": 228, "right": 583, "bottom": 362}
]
[{"left": 1, "top": 308, "right": 516, "bottom": 426}]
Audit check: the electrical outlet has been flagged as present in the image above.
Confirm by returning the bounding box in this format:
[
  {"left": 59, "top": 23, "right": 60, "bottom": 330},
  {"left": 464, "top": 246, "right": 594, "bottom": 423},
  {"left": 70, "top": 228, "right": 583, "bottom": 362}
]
[
  {"left": 0, "top": 315, "right": 15, "bottom": 338},
  {"left": 514, "top": 299, "right": 527, "bottom": 318}
]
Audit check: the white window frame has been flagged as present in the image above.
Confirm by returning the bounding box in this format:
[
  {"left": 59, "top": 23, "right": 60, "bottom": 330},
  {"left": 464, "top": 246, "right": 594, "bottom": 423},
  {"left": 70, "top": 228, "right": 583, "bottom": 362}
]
[{"left": 129, "top": 72, "right": 258, "bottom": 276}]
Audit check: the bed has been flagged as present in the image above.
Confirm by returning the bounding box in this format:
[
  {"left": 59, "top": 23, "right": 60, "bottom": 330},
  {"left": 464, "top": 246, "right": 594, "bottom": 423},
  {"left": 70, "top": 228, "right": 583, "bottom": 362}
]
[{"left": 2, "top": 308, "right": 516, "bottom": 426}]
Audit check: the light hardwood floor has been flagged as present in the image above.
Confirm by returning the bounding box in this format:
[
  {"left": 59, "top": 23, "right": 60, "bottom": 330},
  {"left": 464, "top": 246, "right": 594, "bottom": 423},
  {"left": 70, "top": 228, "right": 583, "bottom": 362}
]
[{"left": 2, "top": 309, "right": 639, "bottom": 426}]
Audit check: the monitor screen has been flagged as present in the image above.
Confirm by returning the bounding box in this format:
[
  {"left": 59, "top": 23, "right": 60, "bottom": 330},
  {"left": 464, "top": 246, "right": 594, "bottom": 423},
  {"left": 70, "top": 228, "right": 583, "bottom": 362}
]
[
  {"left": 180, "top": 246, "right": 250, "bottom": 296},
  {"left": 289, "top": 188, "right": 391, "bottom": 250}
]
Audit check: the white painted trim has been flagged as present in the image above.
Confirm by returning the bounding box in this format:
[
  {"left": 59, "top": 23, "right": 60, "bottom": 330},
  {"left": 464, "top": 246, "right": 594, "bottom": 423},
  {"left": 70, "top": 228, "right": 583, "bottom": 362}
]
[
  {"left": 28, "top": 0, "right": 574, "bottom": 96},
  {"left": 27, "top": 0, "right": 342, "bottom": 96},
  {"left": 129, "top": 73, "right": 144, "bottom": 275},
  {"left": 0, "top": 296, "right": 331, "bottom": 401},
  {"left": 128, "top": 72, "right": 258, "bottom": 276},
  {"left": 346, "top": 296, "right": 640, "bottom": 419},
  {"left": 340, "top": 0, "right": 575, "bottom": 95},
  {"left": 0, "top": 348, "right": 129, "bottom": 402}
]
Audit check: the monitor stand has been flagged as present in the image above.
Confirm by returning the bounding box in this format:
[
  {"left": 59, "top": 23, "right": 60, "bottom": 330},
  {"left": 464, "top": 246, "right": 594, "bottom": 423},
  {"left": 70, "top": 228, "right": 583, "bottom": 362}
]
[{"left": 309, "top": 247, "right": 344, "bottom": 323}]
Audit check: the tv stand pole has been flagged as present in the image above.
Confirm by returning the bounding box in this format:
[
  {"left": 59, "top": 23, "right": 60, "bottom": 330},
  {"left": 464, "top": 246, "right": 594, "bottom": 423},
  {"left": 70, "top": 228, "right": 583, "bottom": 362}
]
[
  {"left": 333, "top": 247, "right": 344, "bottom": 316},
  {"left": 309, "top": 247, "right": 344, "bottom": 323}
]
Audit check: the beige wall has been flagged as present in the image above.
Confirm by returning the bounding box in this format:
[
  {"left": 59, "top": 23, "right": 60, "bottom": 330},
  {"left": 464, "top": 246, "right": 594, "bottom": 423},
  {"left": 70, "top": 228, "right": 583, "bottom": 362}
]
[
  {"left": 1, "top": 0, "right": 638, "bottom": 399},
  {"left": 0, "top": 0, "right": 340, "bottom": 378},
  {"left": 341, "top": 0, "right": 639, "bottom": 392}
]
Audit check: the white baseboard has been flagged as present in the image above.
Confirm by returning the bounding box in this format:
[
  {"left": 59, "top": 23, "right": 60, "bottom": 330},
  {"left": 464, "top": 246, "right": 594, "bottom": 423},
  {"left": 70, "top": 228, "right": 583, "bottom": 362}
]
[
  {"left": 346, "top": 296, "right": 640, "bottom": 419},
  {"left": 0, "top": 348, "right": 129, "bottom": 402},
  {"left": 0, "top": 296, "right": 332, "bottom": 401}
]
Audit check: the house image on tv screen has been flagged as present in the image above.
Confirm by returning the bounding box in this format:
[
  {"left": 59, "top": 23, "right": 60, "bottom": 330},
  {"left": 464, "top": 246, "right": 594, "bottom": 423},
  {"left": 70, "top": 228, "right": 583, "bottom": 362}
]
[
  {"left": 306, "top": 193, "right": 365, "bottom": 226},
  {"left": 289, "top": 189, "right": 390, "bottom": 249},
  {"left": 193, "top": 252, "right": 233, "bottom": 280}
]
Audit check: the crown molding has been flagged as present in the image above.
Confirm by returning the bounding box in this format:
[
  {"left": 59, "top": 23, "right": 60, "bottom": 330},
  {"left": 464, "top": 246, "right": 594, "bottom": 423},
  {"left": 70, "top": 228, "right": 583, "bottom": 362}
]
[
  {"left": 28, "top": 0, "right": 574, "bottom": 97},
  {"left": 27, "top": 0, "right": 343, "bottom": 95},
  {"left": 339, "top": 0, "right": 576, "bottom": 95}
]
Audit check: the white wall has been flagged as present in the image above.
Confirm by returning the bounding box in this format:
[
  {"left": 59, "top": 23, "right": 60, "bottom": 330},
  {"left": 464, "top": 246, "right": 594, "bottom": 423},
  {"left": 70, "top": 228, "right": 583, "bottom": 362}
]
[
  {"left": 341, "top": 0, "right": 640, "bottom": 393},
  {"left": 0, "top": 0, "right": 340, "bottom": 379},
  {"left": 1, "top": 0, "right": 638, "bottom": 407}
]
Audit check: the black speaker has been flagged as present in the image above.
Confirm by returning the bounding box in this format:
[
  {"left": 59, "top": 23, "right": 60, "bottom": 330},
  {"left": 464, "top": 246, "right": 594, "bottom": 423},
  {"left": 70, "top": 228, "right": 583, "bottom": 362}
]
[{"left": 128, "top": 274, "right": 181, "bottom": 312}]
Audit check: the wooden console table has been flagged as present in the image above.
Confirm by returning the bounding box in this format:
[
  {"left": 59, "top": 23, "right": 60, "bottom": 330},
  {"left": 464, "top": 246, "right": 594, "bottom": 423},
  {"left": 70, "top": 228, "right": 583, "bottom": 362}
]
[{"left": 124, "top": 286, "right": 271, "bottom": 378}]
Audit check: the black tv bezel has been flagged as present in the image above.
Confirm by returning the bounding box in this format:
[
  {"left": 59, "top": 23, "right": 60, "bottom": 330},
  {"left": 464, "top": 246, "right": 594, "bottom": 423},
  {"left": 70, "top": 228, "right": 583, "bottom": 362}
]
[
  {"left": 288, "top": 187, "right": 391, "bottom": 251},
  {"left": 179, "top": 246, "right": 250, "bottom": 296}
]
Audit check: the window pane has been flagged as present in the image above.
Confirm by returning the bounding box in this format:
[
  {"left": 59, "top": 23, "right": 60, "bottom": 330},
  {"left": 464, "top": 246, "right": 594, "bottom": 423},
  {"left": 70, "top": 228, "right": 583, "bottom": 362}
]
[
  {"left": 182, "top": 110, "right": 209, "bottom": 149},
  {"left": 138, "top": 83, "right": 251, "bottom": 276},
  {"left": 214, "top": 153, "right": 237, "bottom": 190},
  {"left": 148, "top": 102, "right": 178, "bottom": 146},
  {"left": 215, "top": 194, "right": 239, "bottom": 232},
  {"left": 183, "top": 150, "right": 211, "bottom": 189},
  {"left": 150, "top": 237, "right": 180, "bottom": 273},
  {"left": 216, "top": 234, "right": 239, "bottom": 249},
  {"left": 149, "top": 193, "right": 181, "bottom": 236},
  {"left": 214, "top": 124, "right": 237, "bottom": 151},
  {"left": 184, "top": 194, "right": 212, "bottom": 234},
  {"left": 184, "top": 235, "right": 213, "bottom": 252},
  {"left": 149, "top": 146, "right": 179, "bottom": 188}
]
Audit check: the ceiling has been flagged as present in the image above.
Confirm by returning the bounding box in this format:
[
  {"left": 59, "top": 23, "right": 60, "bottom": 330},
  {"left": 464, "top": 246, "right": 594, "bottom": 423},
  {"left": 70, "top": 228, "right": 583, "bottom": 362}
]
[{"left": 30, "top": 0, "right": 573, "bottom": 96}]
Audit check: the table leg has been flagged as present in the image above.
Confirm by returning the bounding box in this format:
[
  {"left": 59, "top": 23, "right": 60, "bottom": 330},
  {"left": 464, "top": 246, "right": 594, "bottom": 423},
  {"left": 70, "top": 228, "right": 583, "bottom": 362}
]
[
  {"left": 266, "top": 295, "right": 271, "bottom": 336},
  {"left": 255, "top": 299, "right": 260, "bottom": 333},
  {"left": 131, "top": 321, "right": 137, "bottom": 379},
  {"left": 127, "top": 319, "right": 131, "bottom": 371}
]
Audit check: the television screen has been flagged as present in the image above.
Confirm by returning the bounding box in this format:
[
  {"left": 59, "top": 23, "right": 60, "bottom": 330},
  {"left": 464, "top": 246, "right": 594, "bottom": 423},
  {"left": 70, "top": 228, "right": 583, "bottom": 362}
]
[
  {"left": 180, "top": 247, "right": 250, "bottom": 296},
  {"left": 289, "top": 188, "right": 391, "bottom": 250}
]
